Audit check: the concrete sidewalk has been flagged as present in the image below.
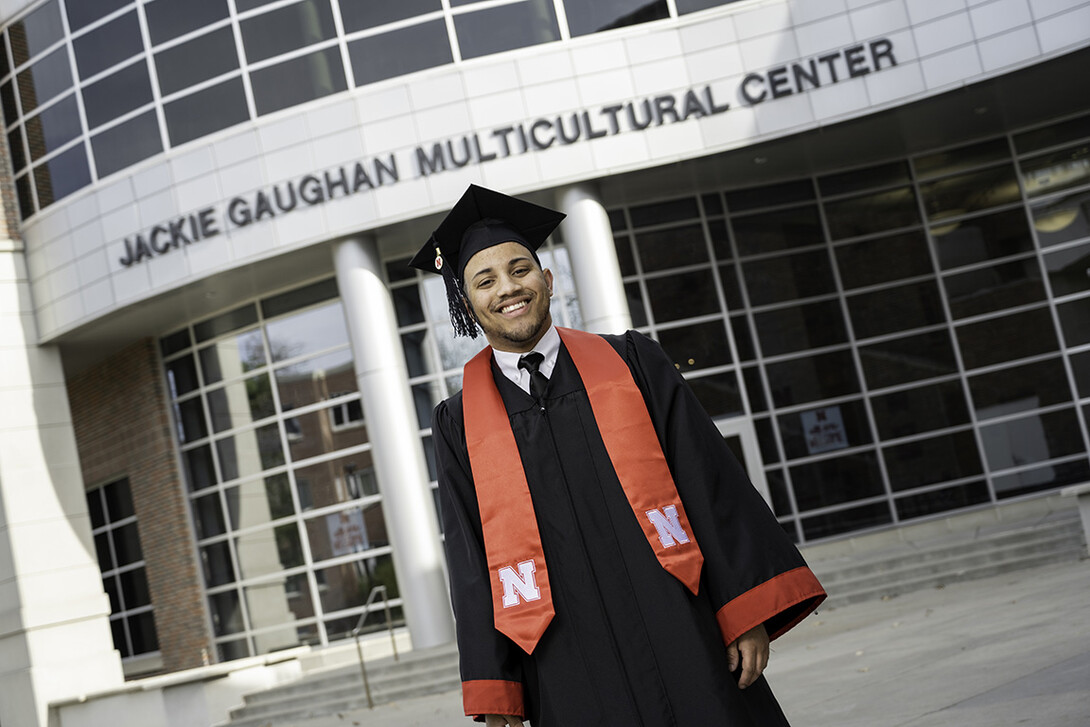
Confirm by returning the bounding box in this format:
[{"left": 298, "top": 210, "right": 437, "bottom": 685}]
[{"left": 286, "top": 556, "right": 1090, "bottom": 727}]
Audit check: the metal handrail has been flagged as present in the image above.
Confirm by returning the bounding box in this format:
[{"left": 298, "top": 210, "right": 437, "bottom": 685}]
[{"left": 350, "top": 585, "right": 400, "bottom": 709}]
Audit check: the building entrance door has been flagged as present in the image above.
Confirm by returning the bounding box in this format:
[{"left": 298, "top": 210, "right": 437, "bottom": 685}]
[{"left": 713, "top": 417, "right": 771, "bottom": 507}]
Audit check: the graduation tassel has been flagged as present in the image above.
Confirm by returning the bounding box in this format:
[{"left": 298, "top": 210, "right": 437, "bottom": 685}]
[{"left": 434, "top": 242, "right": 479, "bottom": 338}]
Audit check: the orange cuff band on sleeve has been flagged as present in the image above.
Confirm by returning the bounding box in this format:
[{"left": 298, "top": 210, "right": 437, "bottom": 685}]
[
  {"left": 716, "top": 566, "right": 826, "bottom": 646},
  {"left": 462, "top": 679, "right": 526, "bottom": 720}
]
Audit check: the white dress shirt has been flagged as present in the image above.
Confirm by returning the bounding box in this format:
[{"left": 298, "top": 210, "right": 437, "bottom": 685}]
[{"left": 492, "top": 325, "right": 560, "bottom": 395}]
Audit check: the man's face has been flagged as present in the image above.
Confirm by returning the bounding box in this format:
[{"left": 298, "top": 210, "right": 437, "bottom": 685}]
[{"left": 462, "top": 241, "right": 554, "bottom": 353}]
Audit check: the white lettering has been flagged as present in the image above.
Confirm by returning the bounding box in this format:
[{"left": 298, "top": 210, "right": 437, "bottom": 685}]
[
  {"left": 498, "top": 560, "right": 542, "bottom": 608},
  {"left": 646, "top": 505, "right": 691, "bottom": 548}
]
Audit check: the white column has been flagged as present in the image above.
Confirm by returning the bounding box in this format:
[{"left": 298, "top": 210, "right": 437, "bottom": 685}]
[
  {"left": 0, "top": 241, "right": 123, "bottom": 727},
  {"left": 332, "top": 235, "right": 455, "bottom": 649},
  {"left": 556, "top": 183, "right": 632, "bottom": 334}
]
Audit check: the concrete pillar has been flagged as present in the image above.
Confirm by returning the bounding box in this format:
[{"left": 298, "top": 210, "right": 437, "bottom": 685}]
[
  {"left": 556, "top": 183, "right": 632, "bottom": 334},
  {"left": 0, "top": 241, "right": 123, "bottom": 727},
  {"left": 332, "top": 235, "right": 455, "bottom": 649}
]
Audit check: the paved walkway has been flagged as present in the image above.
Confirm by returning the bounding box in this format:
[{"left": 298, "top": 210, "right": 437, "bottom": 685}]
[{"left": 289, "top": 556, "right": 1090, "bottom": 727}]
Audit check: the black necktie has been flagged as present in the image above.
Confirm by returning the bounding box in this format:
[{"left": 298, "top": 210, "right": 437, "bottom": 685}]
[{"left": 518, "top": 352, "right": 549, "bottom": 402}]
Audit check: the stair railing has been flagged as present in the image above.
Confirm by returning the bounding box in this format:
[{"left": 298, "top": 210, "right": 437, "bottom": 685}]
[{"left": 351, "top": 585, "right": 400, "bottom": 709}]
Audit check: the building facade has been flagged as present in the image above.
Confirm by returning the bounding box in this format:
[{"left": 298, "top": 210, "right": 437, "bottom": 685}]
[{"left": 1, "top": 0, "right": 1088, "bottom": 724}]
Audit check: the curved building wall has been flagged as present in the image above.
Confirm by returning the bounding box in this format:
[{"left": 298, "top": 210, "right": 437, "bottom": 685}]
[{"left": 4, "top": 0, "right": 1086, "bottom": 342}]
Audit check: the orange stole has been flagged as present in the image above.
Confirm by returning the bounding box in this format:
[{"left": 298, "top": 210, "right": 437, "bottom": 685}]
[{"left": 462, "top": 328, "right": 704, "bottom": 654}]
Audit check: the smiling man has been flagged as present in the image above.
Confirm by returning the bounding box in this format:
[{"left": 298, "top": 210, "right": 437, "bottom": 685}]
[{"left": 409, "top": 184, "right": 825, "bottom": 727}]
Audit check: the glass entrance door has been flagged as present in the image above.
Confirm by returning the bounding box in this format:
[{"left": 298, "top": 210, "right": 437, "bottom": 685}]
[{"left": 713, "top": 417, "right": 770, "bottom": 507}]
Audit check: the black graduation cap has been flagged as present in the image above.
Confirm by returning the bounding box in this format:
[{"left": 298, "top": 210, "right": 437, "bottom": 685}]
[{"left": 409, "top": 184, "right": 565, "bottom": 337}]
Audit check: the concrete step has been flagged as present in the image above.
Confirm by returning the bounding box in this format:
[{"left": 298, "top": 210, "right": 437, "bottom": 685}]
[{"left": 217, "top": 644, "right": 461, "bottom": 727}]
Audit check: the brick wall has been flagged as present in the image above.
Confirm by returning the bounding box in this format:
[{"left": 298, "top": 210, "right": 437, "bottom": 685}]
[{"left": 67, "top": 339, "right": 212, "bottom": 674}]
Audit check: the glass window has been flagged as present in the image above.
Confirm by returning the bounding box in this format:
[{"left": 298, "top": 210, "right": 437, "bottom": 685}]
[
  {"left": 244, "top": 574, "right": 314, "bottom": 635},
  {"left": 765, "top": 349, "right": 860, "bottom": 407},
  {"left": 778, "top": 399, "right": 872, "bottom": 459},
  {"left": 183, "top": 444, "right": 216, "bottom": 490},
  {"left": 176, "top": 396, "right": 208, "bottom": 442},
  {"left": 192, "top": 492, "right": 226, "bottom": 538},
  {"left": 819, "top": 161, "right": 910, "bottom": 197},
  {"left": 82, "top": 60, "right": 153, "bottom": 129},
  {"left": 913, "top": 138, "right": 1009, "bottom": 180},
  {"left": 195, "top": 305, "right": 260, "bottom": 343},
  {"left": 262, "top": 278, "right": 339, "bottom": 318},
  {"left": 656, "top": 320, "right": 731, "bottom": 373},
  {"left": 1013, "top": 113, "right": 1090, "bottom": 155},
  {"left": 943, "top": 258, "right": 1046, "bottom": 319},
  {"left": 920, "top": 164, "right": 1022, "bottom": 221},
  {"left": 1058, "top": 298, "right": 1090, "bottom": 347},
  {"left": 614, "top": 234, "right": 636, "bottom": 275},
  {"left": 164, "top": 77, "right": 249, "bottom": 146},
  {"left": 315, "top": 553, "right": 397, "bottom": 615},
  {"left": 871, "top": 379, "right": 970, "bottom": 440},
  {"left": 644, "top": 269, "right": 720, "bottom": 324},
  {"left": 993, "top": 458, "right": 1090, "bottom": 499},
  {"left": 304, "top": 502, "right": 388, "bottom": 563},
  {"left": 754, "top": 299, "right": 848, "bottom": 356},
  {"left": 9, "top": 1, "right": 64, "bottom": 66},
  {"left": 895, "top": 481, "right": 989, "bottom": 520},
  {"left": 968, "top": 358, "right": 1073, "bottom": 421},
  {"left": 882, "top": 430, "right": 981, "bottom": 491},
  {"left": 286, "top": 404, "right": 369, "bottom": 463},
  {"left": 564, "top": 0, "right": 668, "bottom": 37},
  {"left": 980, "top": 408, "right": 1085, "bottom": 472},
  {"left": 730, "top": 314, "right": 754, "bottom": 360},
  {"left": 625, "top": 282, "right": 647, "bottom": 327},
  {"left": 790, "top": 451, "right": 883, "bottom": 510},
  {"left": 66, "top": 0, "right": 133, "bottom": 32},
  {"left": 1072, "top": 350, "right": 1090, "bottom": 398},
  {"left": 250, "top": 46, "right": 346, "bottom": 116},
  {"left": 859, "top": 329, "right": 957, "bottom": 389},
  {"left": 348, "top": 20, "right": 453, "bottom": 86},
  {"left": 392, "top": 286, "right": 424, "bottom": 327},
  {"left": 2, "top": 80, "right": 19, "bottom": 125},
  {"left": 685, "top": 371, "right": 743, "bottom": 419},
  {"left": 847, "top": 280, "right": 944, "bottom": 339},
  {"left": 91, "top": 110, "right": 162, "bottom": 177},
  {"left": 266, "top": 302, "right": 348, "bottom": 363},
  {"left": 731, "top": 205, "right": 823, "bottom": 257},
  {"left": 956, "top": 307, "right": 1058, "bottom": 370},
  {"left": 634, "top": 223, "right": 708, "bottom": 272},
  {"left": 145, "top": 0, "right": 230, "bottom": 46},
  {"left": 155, "top": 27, "right": 239, "bottom": 96},
  {"left": 825, "top": 186, "right": 919, "bottom": 240},
  {"left": 72, "top": 10, "right": 142, "bottom": 80},
  {"left": 1032, "top": 189, "right": 1090, "bottom": 249},
  {"left": 742, "top": 249, "right": 836, "bottom": 306},
  {"left": 207, "top": 373, "right": 276, "bottom": 432},
  {"left": 836, "top": 231, "right": 932, "bottom": 289},
  {"left": 234, "top": 523, "right": 304, "bottom": 579},
  {"left": 294, "top": 453, "right": 377, "bottom": 511},
  {"left": 216, "top": 424, "right": 284, "bottom": 481},
  {"left": 339, "top": 0, "right": 443, "bottom": 31},
  {"left": 160, "top": 328, "right": 192, "bottom": 356},
  {"left": 275, "top": 348, "right": 355, "bottom": 411},
  {"left": 726, "top": 179, "right": 813, "bottom": 214},
  {"left": 201, "top": 542, "right": 234, "bottom": 586},
  {"left": 629, "top": 197, "right": 699, "bottom": 227},
  {"left": 932, "top": 208, "right": 1033, "bottom": 270},
  {"left": 454, "top": 0, "right": 561, "bottom": 61},
  {"left": 16, "top": 173, "right": 35, "bottom": 219},
  {"left": 225, "top": 473, "right": 295, "bottom": 529},
  {"left": 801, "top": 501, "right": 892, "bottom": 541},
  {"left": 32, "top": 144, "right": 90, "bottom": 206},
  {"left": 240, "top": 0, "right": 336, "bottom": 63},
  {"left": 25, "top": 93, "right": 81, "bottom": 161},
  {"left": 1044, "top": 242, "right": 1090, "bottom": 298},
  {"left": 1020, "top": 143, "right": 1090, "bottom": 198},
  {"left": 17, "top": 46, "right": 71, "bottom": 114}
]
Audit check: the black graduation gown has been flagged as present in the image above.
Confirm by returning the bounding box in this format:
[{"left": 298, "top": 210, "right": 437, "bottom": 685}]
[{"left": 433, "top": 330, "right": 825, "bottom": 726}]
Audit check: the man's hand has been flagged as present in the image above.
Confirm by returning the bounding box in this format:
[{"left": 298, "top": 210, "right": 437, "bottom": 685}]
[
  {"left": 727, "top": 623, "right": 769, "bottom": 690},
  {"left": 484, "top": 715, "right": 524, "bottom": 726}
]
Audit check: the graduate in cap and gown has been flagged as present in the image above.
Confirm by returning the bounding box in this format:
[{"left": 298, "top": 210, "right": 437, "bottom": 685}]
[{"left": 410, "top": 184, "right": 826, "bottom": 727}]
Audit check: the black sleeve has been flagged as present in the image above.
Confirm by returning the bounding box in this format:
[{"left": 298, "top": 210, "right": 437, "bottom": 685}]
[
  {"left": 433, "top": 398, "right": 528, "bottom": 719},
  {"left": 617, "top": 330, "right": 826, "bottom": 645}
]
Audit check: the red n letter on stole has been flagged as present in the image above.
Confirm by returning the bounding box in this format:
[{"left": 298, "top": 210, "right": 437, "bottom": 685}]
[{"left": 498, "top": 559, "right": 542, "bottom": 607}]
